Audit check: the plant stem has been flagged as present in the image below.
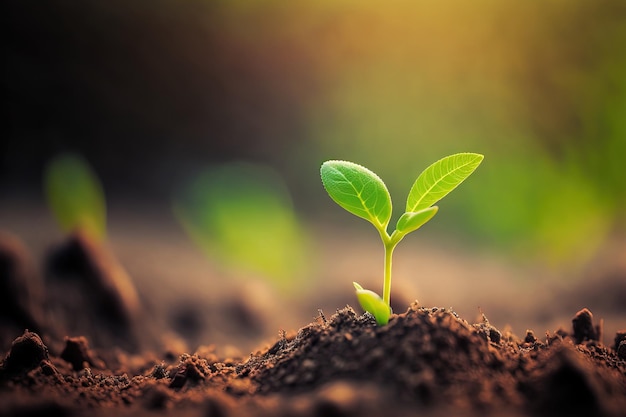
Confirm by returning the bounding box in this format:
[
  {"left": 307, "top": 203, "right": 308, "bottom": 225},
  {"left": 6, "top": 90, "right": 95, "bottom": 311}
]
[{"left": 383, "top": 242, "right": 395, "bottom": 305}]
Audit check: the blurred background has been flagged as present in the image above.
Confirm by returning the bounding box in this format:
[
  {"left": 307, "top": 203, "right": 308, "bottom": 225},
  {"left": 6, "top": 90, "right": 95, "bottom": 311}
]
[{"left": 2, "top": 0, "right": 626, "bottom": 352}]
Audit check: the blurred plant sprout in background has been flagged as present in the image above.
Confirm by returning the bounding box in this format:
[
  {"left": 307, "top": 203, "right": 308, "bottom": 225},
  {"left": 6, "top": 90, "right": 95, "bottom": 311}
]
[
  {"left": 44, "top": 153, "right": 107, "bottom": 240},
  {"left": 173, "top": 163, "right": 310, "bottom": 292}
]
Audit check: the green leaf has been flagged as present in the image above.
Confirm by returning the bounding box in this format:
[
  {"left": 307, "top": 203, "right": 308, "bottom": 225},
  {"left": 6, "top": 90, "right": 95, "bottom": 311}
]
[
  {"left": 44, "top": 153, "right": 107, "bottom": 240},
  {"left": 396, "top": 206, "right": 439, "bottom": 234},
  {"left": 353, "top": 282, "right": 391, "bottom": 326},
  {"left": 321, "top": 160, "right": 392, "bottom": 231},
  {"left": 406, "top": 153, "right": 484, "bottom": 213}
]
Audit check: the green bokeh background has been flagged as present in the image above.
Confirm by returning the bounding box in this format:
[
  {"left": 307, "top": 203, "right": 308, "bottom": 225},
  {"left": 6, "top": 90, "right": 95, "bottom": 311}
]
[
  {"left": 213, "top": 0, "right": 626, "bottom": 267},
  {"left": 4, "top": 0, "right": 626, "bottom": 275}
]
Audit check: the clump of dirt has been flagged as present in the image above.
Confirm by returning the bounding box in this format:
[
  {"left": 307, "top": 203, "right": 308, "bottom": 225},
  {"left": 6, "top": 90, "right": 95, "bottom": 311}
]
[
  {"left": 0, "top": 232, "right": 44, "bottom": 347},
  {"left": 1, "top": 331, "right": 49, "bottom": 375},
  {"left": 45, "top": 230, "right": 144, "bottom": 351}
]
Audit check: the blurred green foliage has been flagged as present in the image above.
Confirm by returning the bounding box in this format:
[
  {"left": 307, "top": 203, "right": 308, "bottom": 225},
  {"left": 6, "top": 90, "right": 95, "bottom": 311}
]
[
  {"left": 291, "top": 0, "right": 625, "bottom": 265},
  {"left": 199, "top": 0, "right": 625, "bottom": 267},
  {"left": 20, "top": 0, "right": 626, "bottom": 270},
  {"left": 454, "top": 145, "right": 612, "bottom": 265},
  {"left": 173, "top": 163, "right": 309, "bottom": 291},
  {"left": 44, "top": 153, "right": 107, "bottom": 240}
]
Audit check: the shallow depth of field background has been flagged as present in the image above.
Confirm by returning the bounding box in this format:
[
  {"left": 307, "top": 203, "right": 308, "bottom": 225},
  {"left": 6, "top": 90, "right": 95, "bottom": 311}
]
[{"left": 3, "top": 0, "right": 626, "bottom": 350}]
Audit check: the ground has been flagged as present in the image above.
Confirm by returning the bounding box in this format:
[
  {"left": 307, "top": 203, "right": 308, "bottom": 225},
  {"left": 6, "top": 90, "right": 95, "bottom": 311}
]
[
  {"left": 1, "top": 305, "right": 626, "bottom": 417},
  {"left": 1, "top": 203, "right": 626, "bottom": 416}
]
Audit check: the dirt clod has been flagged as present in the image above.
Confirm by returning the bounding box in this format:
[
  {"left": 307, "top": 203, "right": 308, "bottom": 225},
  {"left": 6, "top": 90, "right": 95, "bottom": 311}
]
[
  {"left": 46, "top": 231, "right": 141, "bottom": 350},
  {"left": 572, "top": 308, "right": 599, "bottom": 343},
  {"left": 0, "top": 233, "right": 43, "bottom": 345},
  {"left": 618, "top": 341, "right": 626, "bottom": 360},
  {"left": 615, "top": 330, "right": 626, "bottom": 351},
  {"left": 1, "top": 330, "right": 48, "bottom": 374},
  {"left": 524, "top": 330, "right": 537, "bottom": 344},
  {"left": 60, "top": 336, "right": 105, "bottom": 371},
  {"left": 149, "top": 363, "right": 169, "bottom": 380}
]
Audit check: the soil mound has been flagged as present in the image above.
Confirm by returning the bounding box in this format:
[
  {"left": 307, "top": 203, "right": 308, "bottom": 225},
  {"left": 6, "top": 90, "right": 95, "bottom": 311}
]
[{"left": 1, "top": 305, "right": 625, "bottom": 417}]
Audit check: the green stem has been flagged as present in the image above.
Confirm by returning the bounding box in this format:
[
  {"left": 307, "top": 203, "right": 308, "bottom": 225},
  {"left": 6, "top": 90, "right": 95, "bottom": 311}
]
[
  {"left": 379, "top": 229, "right": 403, "bottom": 307},
  {"left": 383, "top": 242, "right": 395, "bottom": 305}
]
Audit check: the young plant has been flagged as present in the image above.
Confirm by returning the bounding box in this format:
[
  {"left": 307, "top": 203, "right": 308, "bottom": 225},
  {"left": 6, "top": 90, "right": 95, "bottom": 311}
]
[
  {"left": 44, "top": 152, "right": 107, "bottom": 241},
  {"left": 173, "top": 162, "right": 309, "bottom": 292},
  {"left": 320, "top": 153, "right": 484, "bottom": 325}
]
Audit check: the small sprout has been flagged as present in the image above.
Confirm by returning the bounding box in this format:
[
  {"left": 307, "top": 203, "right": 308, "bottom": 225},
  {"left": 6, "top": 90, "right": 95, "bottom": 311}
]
[
  {"left": 321, "top": 153, "right": 483, "bottom": 325},
  {"left": 173, "top": 162, "right": 309, "bottom": 292},
  {"left": 44, "top": 153, "right": 107, "bottom": 240}
]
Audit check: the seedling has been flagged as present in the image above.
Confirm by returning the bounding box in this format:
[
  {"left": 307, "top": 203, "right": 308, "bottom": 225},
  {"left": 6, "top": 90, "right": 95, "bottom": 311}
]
[
  {"left": 173, "top": 162, "right": 309, "bottom": 292},
  {"left": 44, "top": 153, "right": 107, "bottom": 240},
  {"left": 321, "top": 153, "right": 483, "bottom": 325}
]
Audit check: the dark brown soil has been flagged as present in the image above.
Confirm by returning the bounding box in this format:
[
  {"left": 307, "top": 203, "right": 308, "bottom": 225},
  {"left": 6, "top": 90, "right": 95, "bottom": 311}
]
[{"left": 1, "top": 231, "right": 626, "bottom": 417}]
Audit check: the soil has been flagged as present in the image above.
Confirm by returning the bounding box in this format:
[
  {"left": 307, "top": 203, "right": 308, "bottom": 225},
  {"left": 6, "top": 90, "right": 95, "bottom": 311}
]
[{"left": 1, "top": 230, "right": 626, "bottom": 417}]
